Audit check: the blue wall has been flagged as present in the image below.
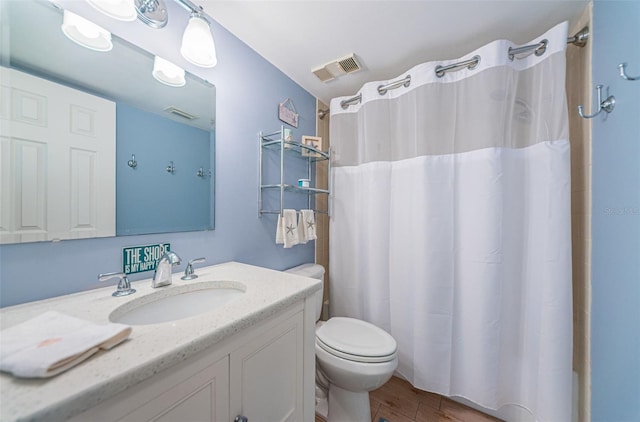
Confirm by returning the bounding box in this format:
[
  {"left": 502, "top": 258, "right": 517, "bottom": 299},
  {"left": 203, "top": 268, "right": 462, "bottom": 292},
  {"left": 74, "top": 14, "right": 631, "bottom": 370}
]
[
  {"left": 116, "top": 103, "right": 212, "bottom": 235},
  {"left": 591, "top": 1, "right": 640, "bottom": 421},
  {"left": 0, "top": 1, "right": 316, "bottom": 306}
]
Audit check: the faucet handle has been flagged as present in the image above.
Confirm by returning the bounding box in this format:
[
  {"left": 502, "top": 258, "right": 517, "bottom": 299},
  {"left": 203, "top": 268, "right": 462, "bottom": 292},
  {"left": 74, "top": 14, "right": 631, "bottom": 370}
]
[
  {"left": 181, "top": 257, "right": 206, "bottom": 280},
  {"left": 99, "top": 271, "right": 136, "bottom": 297}
]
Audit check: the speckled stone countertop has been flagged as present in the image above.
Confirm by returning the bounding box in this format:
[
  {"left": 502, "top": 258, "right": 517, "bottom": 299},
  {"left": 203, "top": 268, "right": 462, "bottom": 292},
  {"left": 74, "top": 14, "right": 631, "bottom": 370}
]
[{"left": 0, "top": 262, "right": 321, "bottom": 422}]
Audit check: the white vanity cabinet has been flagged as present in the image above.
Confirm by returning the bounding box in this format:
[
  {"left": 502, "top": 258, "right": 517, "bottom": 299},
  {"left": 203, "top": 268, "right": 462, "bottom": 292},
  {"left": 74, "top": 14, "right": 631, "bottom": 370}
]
[{"left": 71, "top": 303, "right": 309, "bottom": 422}]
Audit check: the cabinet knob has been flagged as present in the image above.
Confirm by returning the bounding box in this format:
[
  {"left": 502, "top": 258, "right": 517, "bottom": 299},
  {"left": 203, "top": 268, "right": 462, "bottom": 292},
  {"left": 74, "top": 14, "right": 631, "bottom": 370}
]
[{"left": 234, "top": 416, "right": 248, "bottom": 422}]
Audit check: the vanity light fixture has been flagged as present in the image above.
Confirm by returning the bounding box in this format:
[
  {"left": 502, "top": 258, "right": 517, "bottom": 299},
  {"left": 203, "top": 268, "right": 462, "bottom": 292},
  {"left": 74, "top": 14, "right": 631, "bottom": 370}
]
[
  {"left": 87, "top": 0, "right": 137, "bottom": 22},
  {"left": 152, "top": 56, "right": 186, "bottom": 87},
  {"left": 84, "top": 0, "right": 217, "bottom": 68},
  {"left": 61, "top": 10, "right": 113, "bottom": 52}
]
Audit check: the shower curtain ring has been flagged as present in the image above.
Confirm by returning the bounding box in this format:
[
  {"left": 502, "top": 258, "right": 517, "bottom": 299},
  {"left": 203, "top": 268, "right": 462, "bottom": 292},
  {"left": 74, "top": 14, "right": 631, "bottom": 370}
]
[{"left": 578, "top": 84, "right": 615, "bottom": 119}]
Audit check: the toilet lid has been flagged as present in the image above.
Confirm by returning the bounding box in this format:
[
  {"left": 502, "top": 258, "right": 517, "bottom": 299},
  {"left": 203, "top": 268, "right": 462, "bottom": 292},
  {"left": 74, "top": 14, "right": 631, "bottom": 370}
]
[{"left": 315, "top": 317, "right": 397, "bottom": 362}]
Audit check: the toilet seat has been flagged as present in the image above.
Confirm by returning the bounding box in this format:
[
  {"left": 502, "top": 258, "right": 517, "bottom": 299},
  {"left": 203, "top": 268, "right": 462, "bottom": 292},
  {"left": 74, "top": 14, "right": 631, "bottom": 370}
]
[{"left": 315, "top": 317, "right": 397, "bottom": 363}]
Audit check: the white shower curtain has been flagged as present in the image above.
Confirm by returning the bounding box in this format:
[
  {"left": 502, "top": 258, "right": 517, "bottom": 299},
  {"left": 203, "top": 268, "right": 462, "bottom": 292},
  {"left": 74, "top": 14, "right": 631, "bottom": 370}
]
[{"left": 329, "top": 22, "right": 572, "bottom": 421}]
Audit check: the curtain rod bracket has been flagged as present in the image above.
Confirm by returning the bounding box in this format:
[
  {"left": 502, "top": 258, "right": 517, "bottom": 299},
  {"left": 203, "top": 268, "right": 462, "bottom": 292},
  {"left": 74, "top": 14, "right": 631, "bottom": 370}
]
[{"left": 567, "top": 26, "right": 589, "bottom": 47}]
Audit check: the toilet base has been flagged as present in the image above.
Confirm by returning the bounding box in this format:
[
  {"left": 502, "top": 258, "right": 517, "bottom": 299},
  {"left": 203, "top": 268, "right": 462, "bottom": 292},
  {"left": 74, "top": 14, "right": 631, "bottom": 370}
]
[
  {"left": 327, "top": 384, "right": 371, "bottom": 422},
  {"left": 316, "top": 394, "right": 329, "bottom": 420},
  {"left": 315, "top": 385, "right": 329, "bottom": 419}
]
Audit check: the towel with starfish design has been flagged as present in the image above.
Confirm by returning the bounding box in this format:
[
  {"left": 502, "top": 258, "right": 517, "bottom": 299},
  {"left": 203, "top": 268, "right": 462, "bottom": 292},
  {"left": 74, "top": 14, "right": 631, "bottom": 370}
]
[
  {"left": 278, "top": 209, "right": 299, "bottom": 248},
  {"left": 298, "top": 209, "right": 317, "bottom": 244}
]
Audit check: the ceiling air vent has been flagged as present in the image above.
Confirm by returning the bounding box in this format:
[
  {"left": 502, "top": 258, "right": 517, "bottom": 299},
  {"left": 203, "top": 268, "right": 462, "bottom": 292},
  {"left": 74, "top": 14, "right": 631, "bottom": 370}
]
[
  {"left": 338, "top": 55, "right": 361, "bottom": 73},
  {"left": 164, "top": 106, "right": 198, "bottom": 120},
  {"left": 312, "top": 54, "right": 362, "bottom": 83}
]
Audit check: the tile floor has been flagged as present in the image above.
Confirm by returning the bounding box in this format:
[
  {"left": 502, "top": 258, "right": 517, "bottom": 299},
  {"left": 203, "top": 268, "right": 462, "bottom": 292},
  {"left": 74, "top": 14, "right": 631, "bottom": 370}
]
[{"left": 316, "top": 376, "right": 502, "bottom": 422}]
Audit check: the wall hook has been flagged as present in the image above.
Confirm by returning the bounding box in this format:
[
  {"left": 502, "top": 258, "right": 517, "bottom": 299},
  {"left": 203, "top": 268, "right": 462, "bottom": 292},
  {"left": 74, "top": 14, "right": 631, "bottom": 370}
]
[
  {"left": 127, "top": 154, "right": 137, "bottom": 169},
  {"left": 578, "top": 84, "right": 615, "bottom": 119},
  {"left": 166, "top": 161, "right": 176, "bottom": 174},
  {"left": 196, "top": 167, "right": 210, "bottom": 178},
  {"left": 618, "top": 63, "right": 639, "bottom": 81}
]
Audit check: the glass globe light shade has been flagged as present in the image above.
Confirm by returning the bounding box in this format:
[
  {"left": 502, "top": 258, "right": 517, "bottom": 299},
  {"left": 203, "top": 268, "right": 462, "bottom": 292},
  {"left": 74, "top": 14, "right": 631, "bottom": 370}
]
[
  {"left": 61, "top": 10, "right": 113, "bottom": 52},
  {"left": 152, "top": 56, "right": 186, "bottom": 87},
  {"left": 180, "top": 14, "right": 217, "bottom": 68}
]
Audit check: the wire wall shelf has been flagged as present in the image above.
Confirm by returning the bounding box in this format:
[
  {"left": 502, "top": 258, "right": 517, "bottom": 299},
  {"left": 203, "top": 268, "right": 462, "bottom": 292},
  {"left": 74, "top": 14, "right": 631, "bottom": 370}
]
[{"left": 258, "top": 126, "right": 331, "bottom": 217}]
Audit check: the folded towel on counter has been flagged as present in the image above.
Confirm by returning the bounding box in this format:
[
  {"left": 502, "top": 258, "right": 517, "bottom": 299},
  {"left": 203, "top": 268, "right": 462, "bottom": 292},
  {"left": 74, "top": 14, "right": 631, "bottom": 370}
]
[
  {"left": 0, "top": 311, "right": 132, "bottom": 378},
  {"left": 282, "top": 209, "right": 299, "bottom": 248},
  {"left": 298, "top": 209, "right": 317, "bottom": 244}
]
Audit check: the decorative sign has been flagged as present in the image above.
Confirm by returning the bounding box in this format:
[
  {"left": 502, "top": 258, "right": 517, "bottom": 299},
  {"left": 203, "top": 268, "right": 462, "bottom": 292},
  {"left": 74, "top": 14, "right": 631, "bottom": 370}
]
[
  {"left": 123, "top": 243, "right": 170, "bottom": 275},
  {"left": 278, "top": 97, "right": 299, "bottom": 128},
  {"left": 301, "top": 135, "right": 323, "bottom": 157}
]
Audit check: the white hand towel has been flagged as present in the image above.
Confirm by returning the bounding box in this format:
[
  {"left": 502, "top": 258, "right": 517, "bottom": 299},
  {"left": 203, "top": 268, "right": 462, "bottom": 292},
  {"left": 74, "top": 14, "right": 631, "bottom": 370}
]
[
  {"left": 298, "top": 211, "right": 308, "bottom": 244},
  {"left": 0, "top": 311, "right": 132, "bottom": 378},
  {"left": 276, "top": 214, "right": 284, "bottom": 244},
  {"left": 282, "top": 209, "right": 299, "bottom": 248},
  {"left": 300, "top": 209, "right": 317, "bottom": 241}
]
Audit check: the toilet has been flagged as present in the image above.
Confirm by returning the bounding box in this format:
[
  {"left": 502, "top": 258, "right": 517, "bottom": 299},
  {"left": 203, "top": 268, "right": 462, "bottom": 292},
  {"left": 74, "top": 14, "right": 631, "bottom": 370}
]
[{"left": 286, "top": 264, "right": 398, "bottom": 422}]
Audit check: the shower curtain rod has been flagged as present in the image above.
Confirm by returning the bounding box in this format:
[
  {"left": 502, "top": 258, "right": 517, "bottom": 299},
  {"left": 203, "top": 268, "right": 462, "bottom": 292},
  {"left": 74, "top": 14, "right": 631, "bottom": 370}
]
[{"left": 340, "top": 26, "right": 589, "bottom": 110}]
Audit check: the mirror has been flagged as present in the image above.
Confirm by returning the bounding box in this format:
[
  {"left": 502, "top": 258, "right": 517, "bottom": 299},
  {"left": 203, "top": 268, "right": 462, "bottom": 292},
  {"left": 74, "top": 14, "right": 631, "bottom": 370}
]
[{"left": 0, "top": 0, "right": 215, "bottom": 244}]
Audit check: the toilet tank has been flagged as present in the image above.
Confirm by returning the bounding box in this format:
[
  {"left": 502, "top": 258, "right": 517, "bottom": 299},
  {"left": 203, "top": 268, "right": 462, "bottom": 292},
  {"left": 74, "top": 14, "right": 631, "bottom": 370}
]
[{"left": 285, "top": 263, "right": 324, "bottom": 321}]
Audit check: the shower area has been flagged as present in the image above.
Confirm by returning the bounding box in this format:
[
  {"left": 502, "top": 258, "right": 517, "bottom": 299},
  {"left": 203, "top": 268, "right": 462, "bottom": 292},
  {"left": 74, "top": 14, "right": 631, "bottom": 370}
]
[{"left": 321, "top": 12, "right": 593, "bottom": 422}]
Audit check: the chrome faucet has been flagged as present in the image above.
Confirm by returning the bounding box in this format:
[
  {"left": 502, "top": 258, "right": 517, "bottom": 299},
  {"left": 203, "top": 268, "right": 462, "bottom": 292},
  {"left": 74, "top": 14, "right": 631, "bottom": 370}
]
[{"left": 152, "top": 251, "right": 181, "bottom": 288}]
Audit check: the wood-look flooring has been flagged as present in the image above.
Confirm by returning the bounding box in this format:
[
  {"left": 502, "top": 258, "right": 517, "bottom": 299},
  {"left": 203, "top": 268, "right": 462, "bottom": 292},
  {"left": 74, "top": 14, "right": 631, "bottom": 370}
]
[{"left": 316, "top": 376, "right": 502, "bottom": 422}]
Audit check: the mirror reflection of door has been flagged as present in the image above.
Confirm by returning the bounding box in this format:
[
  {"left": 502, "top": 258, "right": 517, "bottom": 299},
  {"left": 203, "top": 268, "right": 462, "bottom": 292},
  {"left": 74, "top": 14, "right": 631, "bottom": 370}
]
[{"left": 0, "top": 67, "right": 116, "bottom": 244}]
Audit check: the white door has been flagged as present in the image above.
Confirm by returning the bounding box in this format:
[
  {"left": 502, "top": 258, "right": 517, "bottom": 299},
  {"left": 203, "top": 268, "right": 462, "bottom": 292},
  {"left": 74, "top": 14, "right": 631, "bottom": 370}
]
[{"left": 0, "top": 66, "right": 115, "bottom": 244}]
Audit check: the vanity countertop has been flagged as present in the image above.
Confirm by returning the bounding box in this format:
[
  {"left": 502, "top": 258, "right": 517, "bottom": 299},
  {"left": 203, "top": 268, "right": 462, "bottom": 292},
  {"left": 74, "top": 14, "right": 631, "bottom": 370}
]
[{"left": 0, "top": 261, "right": 321, "bottom": 422}]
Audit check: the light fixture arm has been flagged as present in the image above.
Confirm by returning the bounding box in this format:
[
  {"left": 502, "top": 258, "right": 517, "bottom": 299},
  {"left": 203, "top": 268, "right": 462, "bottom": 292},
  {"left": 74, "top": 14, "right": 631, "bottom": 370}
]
[{"left": 173, "top": 0, "right": 209, "bottom": 23}]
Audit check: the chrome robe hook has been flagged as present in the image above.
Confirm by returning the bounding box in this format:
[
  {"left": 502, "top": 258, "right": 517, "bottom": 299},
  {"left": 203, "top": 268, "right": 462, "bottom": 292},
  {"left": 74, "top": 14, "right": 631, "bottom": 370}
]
[
  {"left": 127, "top": 154, "right": 137, "bottom": 168},
  {"left": 578, "top": 84, "right": 615, "bottom": 119},
  {"left": 618, "top": 63, "right": 639, "bottom": 81}
]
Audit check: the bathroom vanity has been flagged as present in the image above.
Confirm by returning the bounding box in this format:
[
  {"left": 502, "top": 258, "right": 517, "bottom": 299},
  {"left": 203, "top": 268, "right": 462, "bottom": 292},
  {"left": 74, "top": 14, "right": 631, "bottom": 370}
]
[{"left": 0, "top": 262, "right": 320, "bottom": 422}]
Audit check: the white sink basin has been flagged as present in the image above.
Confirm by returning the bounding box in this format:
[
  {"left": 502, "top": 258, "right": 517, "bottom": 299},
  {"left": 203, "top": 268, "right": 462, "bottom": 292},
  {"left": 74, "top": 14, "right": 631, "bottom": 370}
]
[{"left": 110, "top": 281, "right": 246, "bottom": 325}]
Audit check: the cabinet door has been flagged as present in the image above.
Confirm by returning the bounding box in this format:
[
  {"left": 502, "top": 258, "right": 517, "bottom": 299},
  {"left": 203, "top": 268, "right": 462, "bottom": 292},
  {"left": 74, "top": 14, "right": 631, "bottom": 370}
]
[
  {"left": 230, "top": 311, "right": 304, "bottom": 422},
  {"left": 70, "top": 355, "right": 229, "bottom": 422},
  {"left": 121, "top": 356, "right": 229, "bottom": 422}
]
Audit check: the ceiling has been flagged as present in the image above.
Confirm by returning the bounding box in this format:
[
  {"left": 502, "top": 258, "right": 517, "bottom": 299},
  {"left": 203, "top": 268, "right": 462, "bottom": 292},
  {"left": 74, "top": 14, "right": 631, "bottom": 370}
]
[{"left": 205, "top": 1, "right": 589, "bottom": 105}]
